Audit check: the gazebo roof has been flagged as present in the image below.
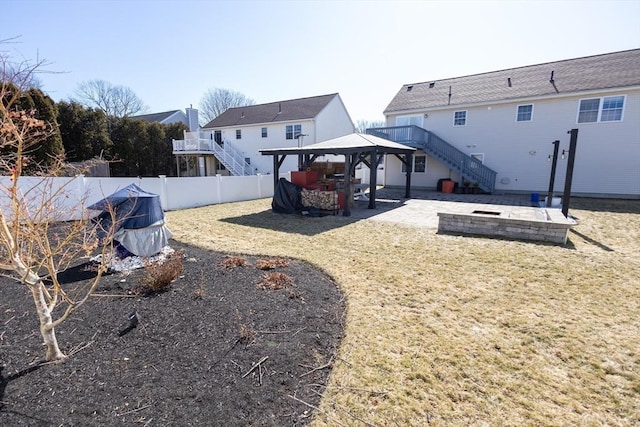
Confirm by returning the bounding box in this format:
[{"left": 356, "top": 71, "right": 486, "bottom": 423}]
[{"left": 260, "top": 133, "right": 415, "bottom": 156}]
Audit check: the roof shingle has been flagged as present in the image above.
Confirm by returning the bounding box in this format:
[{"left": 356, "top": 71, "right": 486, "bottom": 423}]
[
  {"left": 385, "top": 49, "right": 640, "bottom": 113},
  {"left": 203, "top": 93, "right": 338, "bottom": 128}
]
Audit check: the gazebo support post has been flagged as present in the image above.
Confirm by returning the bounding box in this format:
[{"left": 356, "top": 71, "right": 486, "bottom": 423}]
[
  {"left": 405, "top": 153, "right": 413, "bottom": 198},
  {"left": 368, "top": 150, "right": 377, "bottom": 209},
  {"left": 342, "top": 153, "right": 352, "bottom": 217}
]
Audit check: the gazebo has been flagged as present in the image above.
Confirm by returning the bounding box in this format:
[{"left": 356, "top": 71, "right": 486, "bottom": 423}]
[{"left": 260, "top": 133, "right": 416, "bottom": 216}]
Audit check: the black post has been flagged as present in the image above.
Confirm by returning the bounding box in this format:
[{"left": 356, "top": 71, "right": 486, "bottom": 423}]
[
  {"left": 368, "top": 151, "right": 377, "bottom": 209},
  {"left": 546, "top": 140, "right": 560, "bottom": 207},
  {"left": 561, "top": 129, "right": 578, "bottom": 218},
  {"left": 404, "top": 153, "right": 413, "bottom": 198},
  {"left": 272, "top": 155, "right": 279, "bottom": 190},
  {"left": 342, "top": 153, "right": 352, "bottom": 217}
]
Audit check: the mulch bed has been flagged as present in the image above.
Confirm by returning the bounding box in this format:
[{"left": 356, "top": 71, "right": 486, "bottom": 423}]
[{"left": 0, "top": 240, "right": 345, "bottom": 426}]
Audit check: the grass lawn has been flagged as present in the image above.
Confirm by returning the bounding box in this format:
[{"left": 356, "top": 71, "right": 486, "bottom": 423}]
[{"left": 166, "top": 196, "right": 640, "bottom": 426}]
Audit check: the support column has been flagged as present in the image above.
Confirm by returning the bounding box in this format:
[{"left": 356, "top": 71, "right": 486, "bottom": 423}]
[
  {"left": 342, "top": 153, "right": 352, "bottom": 217},
  {"left": 272, "top": 155, "right": 280, "bottom": 190},
  {"left": 546, "top": 140, "right": 560, "bottom": 207},
  {"left": 404, "top": 153, "right": 413, "bottom": 198},
  {"left": 562, "top": 129, "right": 578, "bottom": 218},
  {"left": 368, "top": 151, "right": 377, "bottom": 209}
]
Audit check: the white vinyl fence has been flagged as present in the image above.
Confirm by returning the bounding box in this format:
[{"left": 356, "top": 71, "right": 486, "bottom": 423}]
[{"left": 0, "top": 173, "right": 286, "bottom": 221}]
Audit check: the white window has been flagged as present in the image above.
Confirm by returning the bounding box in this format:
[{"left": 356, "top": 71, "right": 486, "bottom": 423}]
[
  {"left": 453, "top": 111, "right": 467, "bottom": 126},
  {"left": 286, "top": 124, "right": 302, "bottom": 140},
  {"left": 578, "top": 95, "right": 625, "bottom": 123},
  {"left": 516, "top": 104, "right": 533, "bottom": 122},
  {"left": 401, "top": 153, "right": 427, "bottom": 173},
  {"left": 261, "top": 127, "right": 267, "bottom": 138},
  {"left": 235, "top": 129, "right": 241, "bottom": 139},
  {"left": 601, "top": 96, "right": 625, "bottom": 122},
  {"left": 395, "top": 115, "right": 423, "bottom": 127}
]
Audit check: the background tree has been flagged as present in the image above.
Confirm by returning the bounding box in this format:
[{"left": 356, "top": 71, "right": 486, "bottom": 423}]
[
  {"left": 56, "top": 101, "right": 112, "bottom": 162},
  {"left": 74, "top": 79, "right": 147, "bottom": 118},
  {"left": 0, "top": 54, "right": 114, "bottom": 362},
  {"left": 199, "top": 88, "right": 255, "bottom": 125},
  {"left": 355, "top": 119, "right": 386, "bottom": 134},
  {"left": 109, "top": 117, "right": 144, "bottom": 176}
]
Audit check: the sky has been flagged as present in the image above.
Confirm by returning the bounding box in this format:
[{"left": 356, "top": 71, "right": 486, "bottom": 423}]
[{"left": 2, "top": 0, "right": 639, "bottom": 123}]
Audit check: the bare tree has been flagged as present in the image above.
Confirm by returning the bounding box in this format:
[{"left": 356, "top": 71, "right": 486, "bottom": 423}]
[
  {"left": 0, "top": 36, "right": 43, "bottom": 90},
  {"left": 199, "top": 88, "right": 255, "bottom": 125},
  {"left": 74, "top": 79, "right": 147, "bottom": 118},
  {"left": 1, "top": 53, "right": 115, "bottom": 362},
  {"left": 355, "top": 119, "right": 386, "bottom": 134}
]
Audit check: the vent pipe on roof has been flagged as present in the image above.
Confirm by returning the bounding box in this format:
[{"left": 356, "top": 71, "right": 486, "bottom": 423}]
[
  {"left": 407, "top": 85, "right": 413, "bottom": 92},
  {"left": 429, "top": 82, "right": 435, "bottom": 88},
  {"left": 507, "top": 77, "right": 512, "bottom": 87},
  {"left": 549, "top": 70, "right": 559, "bottom": 93},
  {"left": 278, "top": 103, "right": 282, "bottom": 114},
  {"left": 448, "top": 86, "right": 452, "bottom": 105},
  {"left": 241, "top": 111, "right": 245, "bottom": 119}
]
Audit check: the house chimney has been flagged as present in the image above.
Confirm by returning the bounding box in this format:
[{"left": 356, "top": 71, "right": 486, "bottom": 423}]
[{"left": 185, "top": 106, "right": 199, "bottom": 132}]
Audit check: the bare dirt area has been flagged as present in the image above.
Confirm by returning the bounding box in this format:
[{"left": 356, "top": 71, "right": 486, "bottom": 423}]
[{"left": 0, "top": 240, "right": 345, "bottom": 426}]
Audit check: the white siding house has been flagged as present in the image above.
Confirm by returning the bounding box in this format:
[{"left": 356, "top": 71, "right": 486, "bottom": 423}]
[
  {"left": 172, "top": 94, "right": 354, "bottom": 176},
  {"left": 375, "top": 49, "right": 640, "bottom": 198}
]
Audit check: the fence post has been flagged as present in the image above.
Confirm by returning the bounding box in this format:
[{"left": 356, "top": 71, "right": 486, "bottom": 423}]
[
  {"left": 216, "top": 174, "right": 222, "bottom": 204},
  {"left": 257, "top": 174, "right": 262, "bottom": 198},
  {"left": 158, "top": 175, "right": 168, "bottom": 211},
  {"left": 75, "top": 174, "right": 86, "bottom": 220}
]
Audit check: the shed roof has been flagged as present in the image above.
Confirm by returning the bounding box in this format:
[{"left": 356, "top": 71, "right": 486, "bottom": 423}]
[
  {"left": 203, "top": 93, "right": 339, "bottom": 128},
  {"left": 385, "top": 49, "right": 640, "bottom": 113},
  {"left": 260, "top": 133, "right": 416, "bottom": 156}
]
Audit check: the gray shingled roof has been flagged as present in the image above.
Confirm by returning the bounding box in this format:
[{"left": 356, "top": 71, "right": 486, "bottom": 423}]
[
  {"left": 131, "top": 110, "right": 181, "bottom": 123},
  {"left": 385, "top": 49, "right": 640, "bottom": 113},
  {"left": 203, "top": 93, "right": 338, "bottom": 128}
]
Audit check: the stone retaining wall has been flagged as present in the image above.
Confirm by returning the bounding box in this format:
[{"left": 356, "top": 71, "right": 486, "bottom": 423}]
[{"left": 437, "top": 209, "right": 573, "bottom": 244}]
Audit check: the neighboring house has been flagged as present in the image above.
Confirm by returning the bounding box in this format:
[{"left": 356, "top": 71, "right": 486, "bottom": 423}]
[
  {"left": 131, "top": 107, "right": 199, "bottom": 131},
  {"left": 171, "top": 93, "right": 354, "bottom": 176},
  {"left": 371, "top": 49, "right": 640, "bottom": 198}
]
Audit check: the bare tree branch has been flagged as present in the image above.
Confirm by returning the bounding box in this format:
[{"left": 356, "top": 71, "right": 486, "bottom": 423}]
[
  {"left": 199, "top": 88, "right": 255, "bottom": 125},
  {"left": 74, "top": 79, "right": 147, "bottom": 117}
]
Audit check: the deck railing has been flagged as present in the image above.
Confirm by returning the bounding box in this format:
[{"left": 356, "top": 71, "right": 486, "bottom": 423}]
[{"left": 172, "top": 134, "right": 254, "bottom": 176}]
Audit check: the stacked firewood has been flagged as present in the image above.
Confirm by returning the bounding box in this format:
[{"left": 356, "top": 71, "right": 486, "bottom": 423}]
[{"left": 301, "top": 189, "right": 338, "bottom": 211}]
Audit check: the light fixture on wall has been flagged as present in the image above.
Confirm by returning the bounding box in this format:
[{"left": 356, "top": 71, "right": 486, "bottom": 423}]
[
  {"left": 529, "top": 150, "right": 537, "bottom": 155},
  {"left": 424, "top": 113, "right": 429, "bottom": 118}
]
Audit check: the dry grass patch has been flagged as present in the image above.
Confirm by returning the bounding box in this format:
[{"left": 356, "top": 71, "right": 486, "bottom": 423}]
[
  {"left": 139, "top": 250, "right": 184, "bottom": 294},
  {"left": 167, "top": 197, "right": 640, "bottom": 426},
  {"left": 256, "top": 257, "right": 290, "bottom": 270},
  {"left": 258, "top": 271, "right": 293, "bottom": 290},
  {"left": 219, "top": 256, "right": 247, "bottom": 268}
]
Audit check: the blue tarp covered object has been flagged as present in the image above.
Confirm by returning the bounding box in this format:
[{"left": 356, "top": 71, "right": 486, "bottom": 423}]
[{"left": 89, "top": 183, "right": 171, "bottom": 257}]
